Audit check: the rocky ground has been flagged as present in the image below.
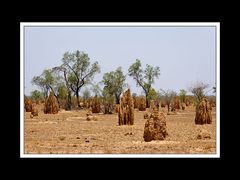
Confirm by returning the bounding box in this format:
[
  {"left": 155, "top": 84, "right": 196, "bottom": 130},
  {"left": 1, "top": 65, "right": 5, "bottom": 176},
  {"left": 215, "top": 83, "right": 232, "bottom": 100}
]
[{"left": 24, "top": 104, "right": 216, "bottom": 155}]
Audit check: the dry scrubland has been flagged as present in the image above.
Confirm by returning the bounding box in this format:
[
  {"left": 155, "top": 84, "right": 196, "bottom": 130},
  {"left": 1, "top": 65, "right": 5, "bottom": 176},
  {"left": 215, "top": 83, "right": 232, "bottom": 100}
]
[{"left": 24, "top": 104, "right": 216, "bottom": 154}]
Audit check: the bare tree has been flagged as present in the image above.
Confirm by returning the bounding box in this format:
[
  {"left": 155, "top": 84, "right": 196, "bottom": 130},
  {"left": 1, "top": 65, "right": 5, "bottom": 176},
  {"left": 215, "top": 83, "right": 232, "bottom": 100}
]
[
  {"left": 188, "top": 81, "right": 209, "bottom": 103},
  {"left": 160, "top": 89, "right": 177, "bottom": 112}
]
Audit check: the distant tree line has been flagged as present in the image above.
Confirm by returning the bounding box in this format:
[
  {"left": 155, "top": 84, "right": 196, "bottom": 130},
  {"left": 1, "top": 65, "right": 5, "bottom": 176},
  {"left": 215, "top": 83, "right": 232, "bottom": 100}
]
[{"left": 28, "top": 50, "right": 215, "bottom": 110}]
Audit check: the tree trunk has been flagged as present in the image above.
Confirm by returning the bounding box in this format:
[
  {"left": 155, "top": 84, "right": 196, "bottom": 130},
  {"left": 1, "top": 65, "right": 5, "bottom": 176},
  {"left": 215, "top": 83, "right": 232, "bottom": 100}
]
[
  {"left": 76, "top": 91, "right": 80, "bottom": 107},
  {"left": 52, "top": 92, "right": 60, "bottom": 108},
  {"left": 167, "top": 104, "right": 170, "bottom": 112},
  {"left": 44, "top": 90, "right": 48, "bottom": 100},
  {"left": 145, "top": 94, "right": 149, "bottom": 108},
  {"left": 115, "top": 94, "right": 120, "bottom": 104},
  {"left": 56, "top": 95, "right": 60, "bottom": 108},
  {"left": 65, "top": 91, "right": 72, "bottom": 110}
]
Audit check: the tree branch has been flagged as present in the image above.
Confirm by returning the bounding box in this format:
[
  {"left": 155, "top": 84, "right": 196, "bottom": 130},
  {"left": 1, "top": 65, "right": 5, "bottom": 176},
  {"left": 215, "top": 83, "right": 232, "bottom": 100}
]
[
  {"left": 135, "top": 76, "right": 147, "bottom": 94},
  {"left": 64, "top": 62, "right": 79, "bottom": 82}
]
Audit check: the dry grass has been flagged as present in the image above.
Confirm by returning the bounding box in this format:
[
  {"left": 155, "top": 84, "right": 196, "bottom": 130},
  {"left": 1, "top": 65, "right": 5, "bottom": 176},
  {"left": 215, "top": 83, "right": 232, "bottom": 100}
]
[{"left": 24, "top": 103, "right": 216, "bottom": 154}]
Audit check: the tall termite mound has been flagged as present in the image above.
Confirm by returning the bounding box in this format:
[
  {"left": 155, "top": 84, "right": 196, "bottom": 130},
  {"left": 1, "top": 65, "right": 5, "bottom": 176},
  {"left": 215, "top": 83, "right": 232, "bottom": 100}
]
[
  {"left": 173, "top": 96, "right": 181, "bottom": 110},
  {"left": 143, "top": 108, "right": 167, "bottom": 142},
  {"left": 31, "top": 103, "right": 38, "bottom": 116},
  {"left": 44, "top": 91, "right": 59, "bottom": 114},
  {"left": 195, "top": 98, "right": 212, "bottom": 125},
  {"left": 133, "top": 96, "right": 138, "bottom": 109},
  {"left": 24, "top": 98, "right": 32, "bottom": 112},
  {"left": 138, "top": 96, "right": 146, "bottom": 111},
  {"left": 118, "top": 89, "right": 134, "bottom": 125},
  {"left": 92, "top": 96, "right": 101, "bottom": 113}
]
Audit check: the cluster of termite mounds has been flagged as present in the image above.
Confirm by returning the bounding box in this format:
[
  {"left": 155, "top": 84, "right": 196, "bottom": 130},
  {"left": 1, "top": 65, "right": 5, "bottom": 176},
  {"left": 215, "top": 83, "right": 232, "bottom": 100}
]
[
  {"left": 118, "top": 89, "right": 134, "bottom": 125},
  {"left": 171, "top": 96, "right": 186, "bottom": 111},
  {"left": 117, "top": 89, "right": 167, "bottom": 139},
  {"left": 24, "top": 86, "right": 213, "bottom": 142},
  {"left": 195, "top": 98, "right": 212, "bottom": 125},
  {"left": 81, "top": 96, "right": 114, "bottom": 114}
]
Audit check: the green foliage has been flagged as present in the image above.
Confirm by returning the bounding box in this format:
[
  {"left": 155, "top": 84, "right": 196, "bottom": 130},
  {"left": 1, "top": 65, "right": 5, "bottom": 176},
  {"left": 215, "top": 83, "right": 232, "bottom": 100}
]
[
  {"left": 30, "top": 90, "right": 44, "bottom": 102},
  {"left": 101, "top": 88, "right": 115, "bottom": 114},
  {"left": 102, "top": 88, "right": 115, "bottom": 102},
  {"left": 61, "top": 50, "right": 100, "bottom": 107},
  {"left": 147, "top": 88, "right": 158, "bottom": 100},
  {"left": 43, "top": 69, "right": 55, "bottom": 85},
  {"left": 67, "top": 72, "right": 78, "bottom": 84},
  {"left": 31, "top": 69, "right": 57, "bottom": 98},
  {"left": 128, "top": 59, "right": 143, "bottom": 83},
  {"left": 128, "top": 59, "right": 160, "bottom": 107},
  {"left": 144, "top": 64, "right": 160, "bottom": 87},
  {"left": 179, "top": 89, "right": 187, "bottom": 102},
  {"left": 128, "top": 59, "right": 160, "bottom": 90},
  {"left": 101, "top": 87, "right": 115, "bottom": 112},
  {"left": 57, "top": 84, "right": 68, "bottom": 100},
  {"left": 102, "top": 67, "right": 126, "bottom": 104},
  {"left": 62, "top": 50, "right": 100, "bottom": 87}
]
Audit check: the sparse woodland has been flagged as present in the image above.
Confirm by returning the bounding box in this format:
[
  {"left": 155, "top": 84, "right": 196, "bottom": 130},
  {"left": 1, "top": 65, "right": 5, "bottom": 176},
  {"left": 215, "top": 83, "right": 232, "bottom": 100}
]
[{"left": 24, "top": 50, "right": 216, "bottom": 153}]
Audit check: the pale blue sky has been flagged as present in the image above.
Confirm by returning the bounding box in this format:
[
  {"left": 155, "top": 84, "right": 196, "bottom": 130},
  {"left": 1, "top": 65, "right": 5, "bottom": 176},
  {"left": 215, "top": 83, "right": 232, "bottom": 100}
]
[{"left": 24, "top": 26, "right": 216, "bottom": 96}]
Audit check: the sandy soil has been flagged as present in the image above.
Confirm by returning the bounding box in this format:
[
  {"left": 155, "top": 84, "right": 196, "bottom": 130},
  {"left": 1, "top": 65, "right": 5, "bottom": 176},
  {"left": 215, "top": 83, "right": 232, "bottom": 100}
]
[{"left": 24, "top": 104, "right": 216, "bottom": 154}]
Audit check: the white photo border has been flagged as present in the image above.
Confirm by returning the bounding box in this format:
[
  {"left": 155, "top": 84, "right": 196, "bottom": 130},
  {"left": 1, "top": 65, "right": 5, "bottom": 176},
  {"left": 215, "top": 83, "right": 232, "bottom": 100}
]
[{"left": 20, "top": 22, "right": 220, "bottom": 158}]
